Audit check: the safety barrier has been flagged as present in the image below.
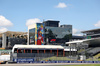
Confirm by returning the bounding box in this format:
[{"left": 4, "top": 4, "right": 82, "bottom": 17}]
[{"left": 13, "top": 59, "right": 100, "bottom": 63}]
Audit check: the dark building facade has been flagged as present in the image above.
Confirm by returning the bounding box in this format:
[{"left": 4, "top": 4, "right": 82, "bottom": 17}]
[
  {"left": 29, "top": 28, "right": 35, "bottom": 44},
  {"left": 43, "top": 20, "right": 59, "bottom": 27},
  {"left": 28, "top": 20, "right": 72, "bottom": 45},
  {"left": 44, "top": 26, "right": 72, "bottom": 45}
]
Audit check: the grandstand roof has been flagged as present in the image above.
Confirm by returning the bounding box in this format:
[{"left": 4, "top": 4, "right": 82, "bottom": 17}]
[
  {"left": 81, "top": 28, "right": 100, "bottom": 33},
  {"left": 65, "top": 40, "right": 84, "bottom": 44},
  {"left": 66, "top": 38, "right": 100, "bottom": 45},
  {"left": 65, "top": 39, "right": 93, "bottom": 44}
]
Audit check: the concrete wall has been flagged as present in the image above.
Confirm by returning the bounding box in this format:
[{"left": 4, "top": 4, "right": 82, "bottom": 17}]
[{"left": 2, "top": 33, "right": 6, "bottom": 48}]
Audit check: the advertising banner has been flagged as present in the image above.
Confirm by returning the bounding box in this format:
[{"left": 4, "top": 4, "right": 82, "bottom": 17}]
[
  {"left": 35, "top": 23, "right": 44, "bottom": 45},
  {"left": 13, "top": 58, "right": 34, "bottom": 63},
  {"left": 13, "top": 59, "right": 100, "bottom": 63}
]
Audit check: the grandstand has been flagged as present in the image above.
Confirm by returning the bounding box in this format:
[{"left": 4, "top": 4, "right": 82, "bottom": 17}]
[
  {"left": 87, "top": 47, "right": 100, "bottom": 55},
  {"left": 0, "top": 31, "right": 27, "bottom": 48},
  {"left": 65, "top": 28, "right": 100, "bottom": 60}
]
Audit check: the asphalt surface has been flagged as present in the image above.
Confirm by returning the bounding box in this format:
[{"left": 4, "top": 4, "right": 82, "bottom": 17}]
[{"left": 0, "top": 63, "right": 99, "bottom": 66}]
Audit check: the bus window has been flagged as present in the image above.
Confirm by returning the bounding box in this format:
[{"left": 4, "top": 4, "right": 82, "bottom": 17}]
[
  {"left": 25, "top": 49, "right": 31, "bottom": 53},
  {"left": 52, "top": 50, "right": 57, "bottom": 56},
  {"left": 39, "top": 50, "right": 44, "bottom": 53},
  {"left": 58, "top": 49, "right": 63, "bottom": 56},
  {"left": 32, "top": 49, "right": 37, "bottom": 53},
  {"left": 18, "top": 49, "right": 24, "bottom": 53},
  {"left": 14, "top": 48, "right": 17, "bottom": 53},
  {"left": 45, "top": 49, "right": 50, "bottom": 53}
]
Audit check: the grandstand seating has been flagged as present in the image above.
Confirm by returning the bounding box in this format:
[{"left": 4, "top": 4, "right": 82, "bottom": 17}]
[{"left": 87, "top": 47, "right": 100, "bottom": 55}]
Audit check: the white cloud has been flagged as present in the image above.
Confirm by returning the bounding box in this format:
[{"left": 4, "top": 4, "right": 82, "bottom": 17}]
[
  {"left": 0, "top": 27, "right": 8, "bottom": 33},
  {"left": 26, "top": 18, "right": 41, "bottom": 26},
  {"left": 94, "top": 20, "right": 100, "bottom": 27},
  {"left": 0, "top": 15, "right": 13, "bottom": 32},
  {"left": 73, "top": 28, "right": 78, "bottom": 34},
  {"left": 55, "top": 3, "right": 67, "bottom": 8},
  {"left": 0, "top": 15, "right": 13, "bottom": 27},
  {"left": 73, "top": 28, "right": 83, "bottom": 36},
  {"left": 74, "top": 34, "right": 83, "bottom": 36}
]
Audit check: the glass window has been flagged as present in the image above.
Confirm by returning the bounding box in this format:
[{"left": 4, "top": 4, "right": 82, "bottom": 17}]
[
  {"left": 14, "top": 48, "right": 17, "bottom": 53},
  {"left": 29, "top": 28, "right": 35, "bottom": 44},
  {"left": 25, "top": 49, "right": 31, "bottom": 53},
  {"left": 18, "top": 49, "right": 24, "bottom": 53},
  {"left": 45, "top": 49, "right": 50, "bottom": 53},
  {"left": 39, "top": 50, "right": 44, "bottom": 53},
  {"left": 32, "top": 49, "right": 37, "bottom": 53}
]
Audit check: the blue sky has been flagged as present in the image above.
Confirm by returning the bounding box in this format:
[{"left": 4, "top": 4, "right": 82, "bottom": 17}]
[{"left": 0, "top": 0, "right": 100, "bottom": 35}]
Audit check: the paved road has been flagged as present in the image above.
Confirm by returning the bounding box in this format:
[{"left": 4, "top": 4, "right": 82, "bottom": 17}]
[{"left": 0, "top": 63, "right": 99, "bottom": 66}]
